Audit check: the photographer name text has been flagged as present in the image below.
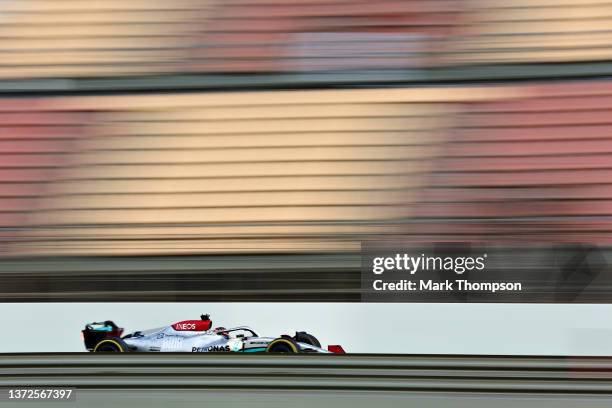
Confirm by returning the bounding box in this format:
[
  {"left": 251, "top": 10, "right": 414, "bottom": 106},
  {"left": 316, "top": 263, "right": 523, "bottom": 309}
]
[
  {"left": 372, "top": 279, "right": 522, "bottom": 293},
  {"left": 370, "top": 253, "right": 522, "bottom": 293}
]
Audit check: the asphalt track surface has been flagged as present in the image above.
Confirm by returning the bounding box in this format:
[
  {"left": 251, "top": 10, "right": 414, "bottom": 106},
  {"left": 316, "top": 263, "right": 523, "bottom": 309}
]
[{"left": 3, "top": 354, "right": 612, "bottom": 407}]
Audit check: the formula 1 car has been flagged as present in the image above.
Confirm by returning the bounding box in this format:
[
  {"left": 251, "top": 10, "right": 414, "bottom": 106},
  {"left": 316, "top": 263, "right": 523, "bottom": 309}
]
[{"left": 82, "top": 314, "right": 345, "bottom": 354}]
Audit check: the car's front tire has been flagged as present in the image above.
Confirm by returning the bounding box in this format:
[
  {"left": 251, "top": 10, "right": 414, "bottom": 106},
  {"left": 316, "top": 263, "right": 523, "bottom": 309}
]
[
  {"left": 93, "top": 337, "right": 130, "bottom": 352},
  {"left": 294, "top": 331, "right": 321, "bottom": 348}
]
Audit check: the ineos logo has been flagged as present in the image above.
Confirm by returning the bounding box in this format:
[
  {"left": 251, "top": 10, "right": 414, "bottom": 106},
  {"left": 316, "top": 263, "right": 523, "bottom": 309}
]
[{"left": 176, "top": 323, "right": 196, "bottom": 330}]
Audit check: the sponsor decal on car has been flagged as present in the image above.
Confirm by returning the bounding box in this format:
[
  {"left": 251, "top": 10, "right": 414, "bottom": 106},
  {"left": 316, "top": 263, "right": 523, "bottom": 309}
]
[
  {"left": 228, "top": 339, "right": 243, "bottom": 352},
  {"left": 192, "top": 345, "right": 231, "bottom": 352}
]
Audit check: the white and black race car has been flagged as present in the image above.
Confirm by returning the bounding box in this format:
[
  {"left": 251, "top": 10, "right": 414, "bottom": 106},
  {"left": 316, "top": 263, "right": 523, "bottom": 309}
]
[{"left": 82, "top": 314, "right": 345, "bottom": 354}]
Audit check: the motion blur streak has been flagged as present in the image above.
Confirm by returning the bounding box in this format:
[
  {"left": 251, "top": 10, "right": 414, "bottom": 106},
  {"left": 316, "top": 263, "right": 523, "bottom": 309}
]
[
  {"left": 1, "top": 87, "right": 517, "bottom": 256},
  {"left": 3, "top": 354, "right": 612, "bottom": 407},
  {"left": 2, "top": 0, "right": 612, "bottom": 80},
  {"left": 2, "top": 83, "right": 612, "bottom": 256},
  {"left": 4, "top": 353, "right": 612, "bottom": 391},
  {"left": 1, "top": 0, "right": 612, "bottom": 300}
]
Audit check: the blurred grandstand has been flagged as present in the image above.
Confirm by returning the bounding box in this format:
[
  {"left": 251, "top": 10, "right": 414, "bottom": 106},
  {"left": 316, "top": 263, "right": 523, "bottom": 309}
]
[{"left": 1, "top": 0, "right": 612, "bottom": 300}]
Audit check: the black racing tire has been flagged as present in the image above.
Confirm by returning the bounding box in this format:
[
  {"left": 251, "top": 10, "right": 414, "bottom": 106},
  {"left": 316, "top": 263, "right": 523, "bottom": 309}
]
[
  {"left": 266, "top": 337, "right": 300, "bottom": 353},
  {"left": 93, "top": 337, "right": 130, "bottom": 352},
  {"left": 294, "top": 331, "right": 321, "bottom": 348}
]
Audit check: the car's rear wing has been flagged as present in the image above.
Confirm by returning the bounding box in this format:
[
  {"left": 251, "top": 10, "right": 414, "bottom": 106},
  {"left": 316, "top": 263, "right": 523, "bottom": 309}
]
[{"left": 82, "top": 321, "right": 123, "bottom": 351}]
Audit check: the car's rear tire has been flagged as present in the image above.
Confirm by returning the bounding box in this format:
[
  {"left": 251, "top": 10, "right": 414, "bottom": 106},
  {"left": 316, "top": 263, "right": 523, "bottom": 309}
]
[
  {"left": 266, "top": 337, "right": 300, "bottom": 353},
  {"left": 93, "top": 337, "right": 130, "bottom": 352},
  {"left": 294, "top": 331, "right": 321, "bottom": 348}
]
